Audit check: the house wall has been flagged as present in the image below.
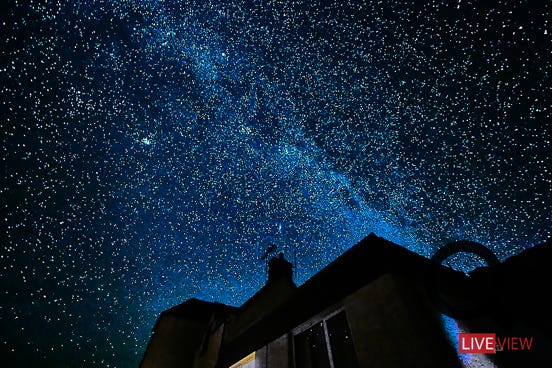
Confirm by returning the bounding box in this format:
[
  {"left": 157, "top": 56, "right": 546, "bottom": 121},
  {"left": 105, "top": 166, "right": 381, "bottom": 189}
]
[
  {"left": 344, "top": 273, "right": 463, "bottom": 368},
  {"left": 224, "top": 278, "right": 296, "bottom": 344},
  {"left": 140, "top": 315, "right": 206, "bottom": 368},
  {"left": 194, "top": 323, "right": 226, "bottom": 368},
  {"left": 251, "top": 273, "right": 462, "bottom": 368},
  {"left": 255, "top": 333, "right": 290, "bottom": 368}
]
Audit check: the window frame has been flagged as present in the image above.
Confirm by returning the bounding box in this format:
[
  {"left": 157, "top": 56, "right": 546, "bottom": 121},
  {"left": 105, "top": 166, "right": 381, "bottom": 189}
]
[{"left": 291, "top": 305, "right": 356, "bottom": 368}]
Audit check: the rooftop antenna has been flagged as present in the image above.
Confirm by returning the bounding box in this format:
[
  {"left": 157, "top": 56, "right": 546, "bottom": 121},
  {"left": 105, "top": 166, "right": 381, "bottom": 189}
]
[
  {"left": 261, "top": 243, "right": 277, "bottom": 281},
  {"left": 293, "top": 246, "right": 297, "bottom": 281}
]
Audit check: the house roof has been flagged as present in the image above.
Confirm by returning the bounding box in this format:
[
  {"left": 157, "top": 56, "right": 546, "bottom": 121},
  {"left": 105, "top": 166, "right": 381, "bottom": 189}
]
[{"left": 154, "top": 298, "right": 237, "bottom": 327}]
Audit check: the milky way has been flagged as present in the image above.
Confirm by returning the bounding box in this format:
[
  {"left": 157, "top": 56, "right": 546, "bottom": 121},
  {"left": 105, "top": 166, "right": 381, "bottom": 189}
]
[{"left": 2, "top": 0, "right": 550, "bottom": 366}]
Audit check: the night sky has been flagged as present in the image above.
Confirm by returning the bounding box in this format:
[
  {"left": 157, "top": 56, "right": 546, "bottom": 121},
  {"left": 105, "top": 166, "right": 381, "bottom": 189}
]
[{"left": 2, "top": 0, "right": 550, "bottom": 366}]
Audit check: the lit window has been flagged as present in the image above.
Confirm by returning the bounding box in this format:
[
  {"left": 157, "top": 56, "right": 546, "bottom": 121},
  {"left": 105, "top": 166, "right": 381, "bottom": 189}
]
[{"left": 228, "top": 351, "right": 255, "bottom": 368}]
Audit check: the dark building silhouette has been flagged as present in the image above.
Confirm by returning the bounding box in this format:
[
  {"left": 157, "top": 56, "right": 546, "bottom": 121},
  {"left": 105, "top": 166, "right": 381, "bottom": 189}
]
[{"left": 140, "top": 233, "right": 552, "bottom": 368}]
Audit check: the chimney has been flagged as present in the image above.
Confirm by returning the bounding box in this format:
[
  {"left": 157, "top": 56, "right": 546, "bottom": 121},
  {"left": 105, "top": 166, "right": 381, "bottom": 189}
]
[{"left": 267, "top": 252, "right": 293, "bottom": 285}]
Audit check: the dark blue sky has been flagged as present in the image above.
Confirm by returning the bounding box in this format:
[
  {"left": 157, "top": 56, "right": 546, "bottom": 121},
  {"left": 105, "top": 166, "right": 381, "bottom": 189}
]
[{"left": 2, "top": 0, "right": 550, "bottom": 366}]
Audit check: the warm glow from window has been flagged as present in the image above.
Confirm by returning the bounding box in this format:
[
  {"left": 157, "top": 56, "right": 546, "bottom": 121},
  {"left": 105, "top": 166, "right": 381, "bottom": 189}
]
[{"left": 228, "top": 351, "right": 255, "bottom": 368}]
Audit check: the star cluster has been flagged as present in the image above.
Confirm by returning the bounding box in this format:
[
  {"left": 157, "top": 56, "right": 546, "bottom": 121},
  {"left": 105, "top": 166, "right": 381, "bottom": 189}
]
[{"left": 2, "top": 0, "right": 550, "bottom": 366}]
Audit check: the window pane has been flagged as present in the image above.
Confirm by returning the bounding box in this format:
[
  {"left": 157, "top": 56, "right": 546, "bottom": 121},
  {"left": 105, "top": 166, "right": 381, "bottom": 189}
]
[
  {"left": 327, "top": 312, "right": 359, "bottom": 368},
  {"left": 241, "top": 360, "right": 255, "bottom": 368},
  {"left": 294, "top": 322, "right": 331, "bottom": 368}
]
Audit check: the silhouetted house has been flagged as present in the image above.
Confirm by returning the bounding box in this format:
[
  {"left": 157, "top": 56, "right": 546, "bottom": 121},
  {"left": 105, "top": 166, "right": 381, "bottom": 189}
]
[{"left": 140, "top": 233, "right": 474, "bottom": 368}]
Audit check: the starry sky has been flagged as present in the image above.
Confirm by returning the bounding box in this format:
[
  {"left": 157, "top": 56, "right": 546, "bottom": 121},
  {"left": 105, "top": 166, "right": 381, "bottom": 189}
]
[{"left": 1, "top": 0, "right": 550, "bottom": 366}]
